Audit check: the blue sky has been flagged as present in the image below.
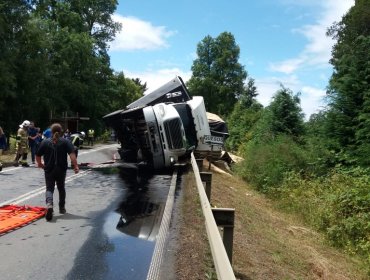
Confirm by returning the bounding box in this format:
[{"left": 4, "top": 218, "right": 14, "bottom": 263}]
[{"left": 108, "top": 0, "right": 354, "bottom": 119}]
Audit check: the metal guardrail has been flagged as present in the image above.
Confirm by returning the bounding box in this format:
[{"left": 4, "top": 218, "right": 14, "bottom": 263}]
[{"left": 190, "top": 153, "right": 236, "bottom": 280}]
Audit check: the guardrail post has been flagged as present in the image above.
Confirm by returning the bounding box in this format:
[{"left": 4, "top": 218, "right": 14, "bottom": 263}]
[
  {"left": 196, "top": 158, "right": 203, "bottom": 171},
  {"left": 200, "top": 172, "right": 212, "bottom": 201},
  {"left": 211, "top": 208, "right": 235, "bottom": 263}
]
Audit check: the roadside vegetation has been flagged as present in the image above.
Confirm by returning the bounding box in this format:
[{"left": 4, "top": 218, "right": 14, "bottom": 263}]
[
  {"left": 212, "top": 169, "right": 368, "bottom": 280},
  {"left": 225, "top": 2, "right": 370, "bottom": 274},
  {"left": 186, "top": 0, "right": 370, "bottom": 275}
]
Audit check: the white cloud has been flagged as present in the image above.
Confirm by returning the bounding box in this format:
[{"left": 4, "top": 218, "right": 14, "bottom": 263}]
[
  {"left": 255, "top": 75, "right": 299, "bottom": 106},
  {"left": 270, "top": 0, "right": 354, "bottom": 74},
  {"left": 110, "top": 15, "right": 176, "bottom": 51},
  {"left": 263, "top": 0, "right": 354, "bottom": 118},
  {"left": 123, "top": 68, "right": 192, "bottom": 94},
  {"left": 300, "top": 86, "right": 326, "bottom": 118},
  {"left": 269, "top": 57, "right": 306, "bottom": 74},
  {"left": 108, "top": 2, "right": 354, "bottom": 120},
  {"left": 255, "top": 78, "right": 281, "bottom": 106},
  {"left": 255, "top": 76, "right": 326, "bottom": 119}
]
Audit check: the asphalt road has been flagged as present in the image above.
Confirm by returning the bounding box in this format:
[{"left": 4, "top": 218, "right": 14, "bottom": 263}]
[{"left": 0, "top": 144, "right": 172, "bottom": 280}]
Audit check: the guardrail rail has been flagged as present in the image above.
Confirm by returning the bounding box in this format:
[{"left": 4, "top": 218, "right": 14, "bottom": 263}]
[{"left": 191, "top": 153, "right": 236, "bottom": 280}]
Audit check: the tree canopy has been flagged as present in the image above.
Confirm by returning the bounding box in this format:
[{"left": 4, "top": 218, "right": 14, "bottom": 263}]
[
  {"left": 326, "top": 0, "right": 370, "bottom": 164},
  {"left": 0, "top": 0, "right": 144, "bottom": 134},
  {"left": 187, "top": 32, "right": 247, "bottom": 118},
  {"left": 268, "top": 86, "right": 305, "bottom": 138}
]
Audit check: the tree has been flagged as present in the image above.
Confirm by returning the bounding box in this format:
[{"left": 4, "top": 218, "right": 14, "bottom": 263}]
[
  {"left": 326, "top": 0, "right": 370, "bottom": 164},
  {"left": 226, "top": 101, "right": 263, "bottom": 152},
  {"left": 131, "top": 78, "right": 148, "bottom": 93},
  {"left": 187, "top": 32, "right": 247, "bottom": 117},
  {"left": 105, "top": 72, "right": 144, "bottom": 111},
  {"left": 21, "top": 0, "right": 121, "bottom": 131},
  {"left": 235, "top": 87, "right": 307, "bottom": 191},
  {"left": 246, "top": 85, "right": 305, "bottom": 143},
  {"left": 268, "top": 86, "right": 305, "bottom": 139},
  {"left": 67, "top": 0, "right": 121, "bottom": 55},
  {"left": 0, "top": 0, "right": 32, "bottom": 130},
  {"left": 241, "top": 78, "right": 258, "bottom": 108},
  {"left": 226, "top": 78, "right": 262, "bottom": 151}
]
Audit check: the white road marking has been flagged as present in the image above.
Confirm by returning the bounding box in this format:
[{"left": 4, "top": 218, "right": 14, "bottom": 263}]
[
  {"left": 0, "top": 170, "right": 91, "bottom": 206},
  {"left": 0, "top": 144, "right": 119, "bottom": 174},
  {"left": 0, "top": 143, "right": 119, "bottom": 206}
]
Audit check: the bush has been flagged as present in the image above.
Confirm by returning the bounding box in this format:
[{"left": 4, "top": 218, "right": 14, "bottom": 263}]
[
  {"left": 234, "top": 134, "right": 309, "bottom": 192},
  {"left": 272, "top": 172, "right": 328, "bottom": 226},
  {"left": 322, "top": 169, "right": 370, "bottom": 257},
  {"left": 99, "top": 130, "right": 111, "bottom": 143},
  {"left": 274, "top": 168, "right": 370, "bottom": 271}
]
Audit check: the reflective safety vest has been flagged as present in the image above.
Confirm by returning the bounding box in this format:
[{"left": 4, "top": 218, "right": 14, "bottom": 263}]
[
  {"left": 88, "top": 129, "right": 95, "bottom": 137},
  {"left": 16, "top": 128, "right": 28, "bottom": 149},
  {"left": 71, "top": 135, "right": 82, "bottom": 148}
]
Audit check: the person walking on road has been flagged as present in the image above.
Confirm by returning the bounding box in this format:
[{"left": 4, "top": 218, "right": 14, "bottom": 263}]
[
  {"left": 14, "top": 120, "right": 30, "bottom": 167},
  {"left": 36, "top": 123, "right": 79, "bottom": 221}
]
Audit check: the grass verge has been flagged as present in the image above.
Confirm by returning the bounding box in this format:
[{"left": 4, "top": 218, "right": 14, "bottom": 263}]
[{"left": 175, "top": 161, "right": 368, "bottom": 280}]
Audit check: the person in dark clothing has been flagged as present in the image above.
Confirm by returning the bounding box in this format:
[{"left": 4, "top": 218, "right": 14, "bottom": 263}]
[
  {"left": 36, "top": 123, "right": 79, "bottom": 221},
  {"left": 63, "top": 129, "right": 71, "bottom": 140},
  {"left": 28, "top": 121, "right": 39, "bottom": 164},
  {"left": 43, "top": 127, "right": 52, "bottom": 139},
  {"left": 0, "top": 126, "right": 7, "bottom": 152}
]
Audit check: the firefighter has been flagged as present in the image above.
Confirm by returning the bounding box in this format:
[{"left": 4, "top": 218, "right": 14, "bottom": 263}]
[
  {"left": 70, "top": 132, "right": 84, "bottom": 159},
  {"left": 87, "top": 128, "right": 95, "bottom": 146},
  {"left": 14, "top": 120, "right": 30, "bottom": 167}
]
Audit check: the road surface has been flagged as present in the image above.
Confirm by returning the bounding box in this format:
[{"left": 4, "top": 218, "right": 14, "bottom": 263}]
[{"left": 0, "top": 144, "right": 172, "bottom": 280}]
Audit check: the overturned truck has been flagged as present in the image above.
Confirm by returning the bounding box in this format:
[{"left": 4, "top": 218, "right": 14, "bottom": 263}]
[{"left": 103, "top": 76, "right": 228, "bottom": 170}]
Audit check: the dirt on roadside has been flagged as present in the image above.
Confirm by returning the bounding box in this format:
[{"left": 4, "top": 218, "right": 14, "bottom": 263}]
[{"left": 171, "top": 160, "right": 368, "bottom": 280}]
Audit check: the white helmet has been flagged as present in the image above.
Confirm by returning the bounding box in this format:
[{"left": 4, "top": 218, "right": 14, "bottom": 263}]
[
  {"left": 20, "top": 120, "right": 30, "bottom": 128},
  {"left": 80, "top": 131, "right": 85, "bottom": 137}
]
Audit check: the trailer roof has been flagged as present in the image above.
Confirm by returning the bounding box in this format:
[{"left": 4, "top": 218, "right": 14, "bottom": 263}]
[{"left": 126, "top": 76, "right": 191, "bottom": 109}]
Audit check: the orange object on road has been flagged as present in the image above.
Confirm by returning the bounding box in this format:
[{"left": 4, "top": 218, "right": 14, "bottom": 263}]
[{"left": 0, "top": 205, "right": 46, "bottom": 235}]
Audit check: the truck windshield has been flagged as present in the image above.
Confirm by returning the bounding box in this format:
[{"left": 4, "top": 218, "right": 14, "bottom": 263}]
[{"left": 173, "top": 104, "right": 198, "bottom": 148}]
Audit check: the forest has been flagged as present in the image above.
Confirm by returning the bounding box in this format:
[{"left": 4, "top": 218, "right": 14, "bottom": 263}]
[
  {"left": 0, "top": 0, "right": 145, "bottom": 135},
  {"left": 1, "top": 0, "right": 369, "bottom": 273}
]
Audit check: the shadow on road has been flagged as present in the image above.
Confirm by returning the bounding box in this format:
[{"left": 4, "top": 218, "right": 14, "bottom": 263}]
[{"left": 52, "top": 213, "right": 91, "bottom": 221}]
